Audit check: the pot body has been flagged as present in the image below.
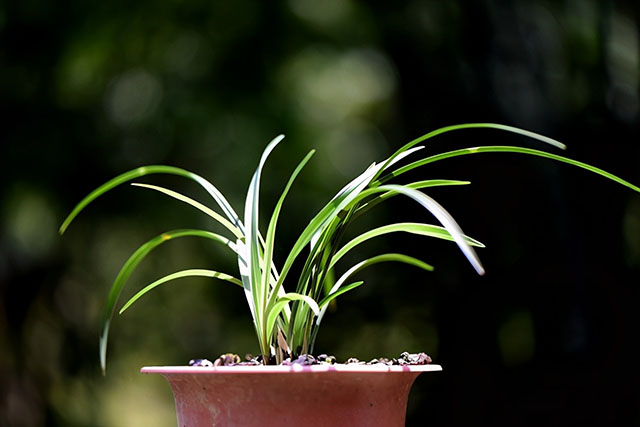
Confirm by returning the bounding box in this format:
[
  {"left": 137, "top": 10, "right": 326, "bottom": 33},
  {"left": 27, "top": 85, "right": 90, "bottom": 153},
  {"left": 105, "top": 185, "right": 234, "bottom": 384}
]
[{"left": 141, "top": 364, "right": 441, "bottom": 427}]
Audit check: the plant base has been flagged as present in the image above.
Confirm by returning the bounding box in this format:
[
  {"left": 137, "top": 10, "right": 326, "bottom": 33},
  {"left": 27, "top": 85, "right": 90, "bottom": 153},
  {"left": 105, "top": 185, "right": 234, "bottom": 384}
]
[{"left": 142, "top": 364, "right": 442, "bottom": 426}]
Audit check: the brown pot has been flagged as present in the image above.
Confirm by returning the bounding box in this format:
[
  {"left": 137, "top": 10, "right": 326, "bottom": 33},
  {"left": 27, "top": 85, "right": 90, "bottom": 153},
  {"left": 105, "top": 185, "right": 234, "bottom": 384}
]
[{"left": 141, "top": 364, "right": 442, "bottom": 426}]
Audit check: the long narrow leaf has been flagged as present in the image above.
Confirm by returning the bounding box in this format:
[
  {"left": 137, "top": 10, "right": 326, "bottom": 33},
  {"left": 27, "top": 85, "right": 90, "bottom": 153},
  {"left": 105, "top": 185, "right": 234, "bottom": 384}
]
[
  {"left": 329, "top": 222, "right": 484, "bottom": 269},
  {"left": 60, "top": 165, "right": 242, "bottom": 235},
  {"left": 131, "top": 183, "right": 243, "bottom": 239},
  {"left": 371, "top": 123, "right": 566, "bottom": 183},
  {"left": 261, "top": 150, "right": 316, "bottom": 322},
  {"left": 352, "top": 179, "right": 470, "bottom": 220},
  {"left": 119, "top": 269, "right": 242, "bottom": 314},
  {"left": 265, "top": 293, "right": 320, "bottom": 341},
  {"left": 243, "top": 135, "right": 285, "bottom": 355},
  {"left": 317, "top": 281, "right": 364, "bottom": 309},
  {"left": 99, "top": 229, "right": 235, "bottom": 373},
  {"left": 314, "top": 253, "right": 433, "bottom": 329},
  {"left": 264, "top": 300, "right": 291, "bottom": 344},
  {"left": 344, "top": 185, "right": 485, "bottom": 275},
  {"left": 378, "top": 146, "right": 640, "bottom": 193},
  {"left": 235, "top": 239, "right": 254, "bottom": 321}
]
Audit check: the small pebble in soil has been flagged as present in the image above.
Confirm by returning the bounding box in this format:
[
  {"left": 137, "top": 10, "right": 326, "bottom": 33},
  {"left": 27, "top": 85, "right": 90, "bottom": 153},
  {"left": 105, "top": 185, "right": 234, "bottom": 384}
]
[
  {"left": 282, "top": 354, "right": 317, "bottom": 366},
  {"left": 213, "top": 353, "right": 241, "bottom": 366},
  {"left": 316, "top": 354, "right": 336, "bottom": 364},
  {"left": 190, "top": 352, "right": 432, "bottom": 367},
  {"left": 397, "top": 351, "right": 432, "bottom": 365},
  {"left": 189, "top": 358, "right": 213, "bottom": 367}
]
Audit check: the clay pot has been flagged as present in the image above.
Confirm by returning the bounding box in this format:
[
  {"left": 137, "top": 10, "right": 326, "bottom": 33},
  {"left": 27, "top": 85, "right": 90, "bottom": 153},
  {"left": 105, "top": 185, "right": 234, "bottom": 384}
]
[{"left": 142, "top": 364, "right": 441, "bottom": 426}]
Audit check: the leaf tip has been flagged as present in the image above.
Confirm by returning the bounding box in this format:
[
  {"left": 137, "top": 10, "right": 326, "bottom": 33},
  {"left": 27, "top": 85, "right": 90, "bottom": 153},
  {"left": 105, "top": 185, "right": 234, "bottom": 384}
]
[{"left": 59, "top": 215, "right": 74, "bottom": 235}]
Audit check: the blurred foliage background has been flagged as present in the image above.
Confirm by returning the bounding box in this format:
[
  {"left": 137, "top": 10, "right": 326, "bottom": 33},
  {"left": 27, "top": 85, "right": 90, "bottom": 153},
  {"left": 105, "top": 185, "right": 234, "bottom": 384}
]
[{"left": 1, "top": 0, "right": 639, "bottom": 425}]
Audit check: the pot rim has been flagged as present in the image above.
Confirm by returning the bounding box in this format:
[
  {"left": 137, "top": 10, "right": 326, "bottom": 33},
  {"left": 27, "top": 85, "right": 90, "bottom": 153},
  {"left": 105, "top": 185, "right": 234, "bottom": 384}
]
[{"left": 140, "top": 364, "right": 442, "bottom": 374}]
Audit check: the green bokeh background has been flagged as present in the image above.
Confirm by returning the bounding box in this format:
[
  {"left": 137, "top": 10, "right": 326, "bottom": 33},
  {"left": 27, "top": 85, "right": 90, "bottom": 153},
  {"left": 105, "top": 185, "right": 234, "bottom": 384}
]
[{"left": 1, "top": 1, "right": 639, "bottom": 425}]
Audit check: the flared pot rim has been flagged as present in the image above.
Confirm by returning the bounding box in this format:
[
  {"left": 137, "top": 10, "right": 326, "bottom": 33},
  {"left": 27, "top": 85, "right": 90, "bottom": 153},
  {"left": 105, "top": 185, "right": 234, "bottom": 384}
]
[{"left": 140, "top": 364, "right": 442, "bottom": 375}]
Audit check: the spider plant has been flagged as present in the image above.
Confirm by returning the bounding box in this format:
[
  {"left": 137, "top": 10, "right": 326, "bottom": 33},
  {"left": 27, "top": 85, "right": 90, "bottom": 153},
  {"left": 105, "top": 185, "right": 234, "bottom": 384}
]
[{"left": 60, "top": 123, "right": 640, "bottom": 373}]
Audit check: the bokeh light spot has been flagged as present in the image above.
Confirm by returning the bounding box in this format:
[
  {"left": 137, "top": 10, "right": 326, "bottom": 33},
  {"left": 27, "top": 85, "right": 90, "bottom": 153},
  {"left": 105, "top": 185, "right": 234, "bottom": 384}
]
[{"left": 105, "top": 69, "right": 163, "bottom": 127}]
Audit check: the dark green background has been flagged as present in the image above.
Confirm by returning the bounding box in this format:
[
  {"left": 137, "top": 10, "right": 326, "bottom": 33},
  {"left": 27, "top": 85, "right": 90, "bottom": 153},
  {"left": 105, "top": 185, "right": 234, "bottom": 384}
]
[{"left": 1, "top": 1, "right": 639, "bottom": 425}]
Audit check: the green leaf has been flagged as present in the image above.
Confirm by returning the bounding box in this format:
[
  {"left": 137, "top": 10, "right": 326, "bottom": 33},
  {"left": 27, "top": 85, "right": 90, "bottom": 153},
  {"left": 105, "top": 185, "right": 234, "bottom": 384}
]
[
  {"left": 379, "top": 146, "right": 640, "bottom": 193},
  {"left": 314, "top": 253, "right": 433, "bottom": 331},
  {"left": 99, "top": 229, "right": 236, "bottom": 373},
  {"left": 119, "top": 268, "right": 242, "bottom": 314},
  {"left": 264, "top": 300, "right": 291, "bottom": 344},
  {"left": 330, "top": 254, "right": 433, "bottom": 297},
  {"left": 265, "top": 293, "right": 320, "bottom": 341},
  {"left": 317, "top": 281, "right": 364, "bottom": 309},
  {"left": 344, "top": 184, "right": 485, "bottom": 275},
  {"left": 243, "top": 134, "right": 285, "bottom": 356},
  {"left": 352, "top": 179, "right": 470, "bottom": 219},
  {"left": 329, "top": 222, "right": 484, "bottom": 269},
  {"left": 131, "top": 183, "right": 243, "bottom": 239},
  {"left": 60, "top": 165, "right": 242, "bottom": 235},
  {"left": 371, "top": 123, "right": 566, "bottom": 183},
  {"left": 261, "top": 150, "right": 315, "bottom": 321}
]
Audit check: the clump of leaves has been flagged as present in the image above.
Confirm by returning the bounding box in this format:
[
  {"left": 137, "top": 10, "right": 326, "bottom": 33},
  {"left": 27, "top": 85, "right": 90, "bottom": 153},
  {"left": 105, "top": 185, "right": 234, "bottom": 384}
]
[{"left": 60, "top": 123, "right": 640, "bottom": 373}]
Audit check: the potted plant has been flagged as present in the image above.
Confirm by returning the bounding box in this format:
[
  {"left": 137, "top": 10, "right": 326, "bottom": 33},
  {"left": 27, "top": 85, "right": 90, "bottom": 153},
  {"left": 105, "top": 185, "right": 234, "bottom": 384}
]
[{"left": 60, "top": 123, "right": 639, "bottom": 426}]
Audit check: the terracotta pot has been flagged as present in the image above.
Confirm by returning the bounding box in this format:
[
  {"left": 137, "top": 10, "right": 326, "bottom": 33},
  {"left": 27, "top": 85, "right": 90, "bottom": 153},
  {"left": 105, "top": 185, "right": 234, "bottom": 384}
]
[{"left": 142, "top": 364, "right": 442, "bottom": 426}]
